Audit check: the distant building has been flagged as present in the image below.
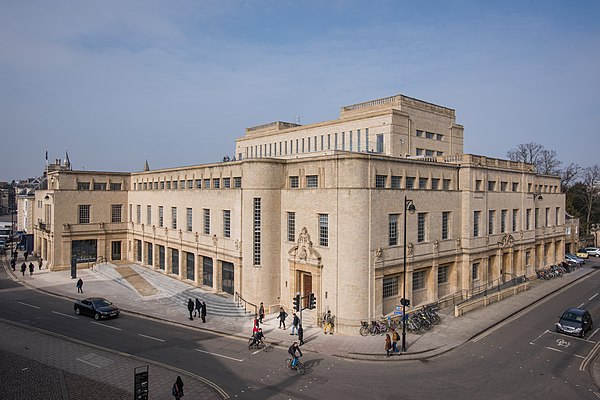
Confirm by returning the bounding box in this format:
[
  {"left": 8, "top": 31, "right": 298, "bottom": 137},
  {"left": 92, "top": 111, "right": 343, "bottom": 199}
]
[{"left": 33, "top": 94, "right": 565, "bottom": 333}]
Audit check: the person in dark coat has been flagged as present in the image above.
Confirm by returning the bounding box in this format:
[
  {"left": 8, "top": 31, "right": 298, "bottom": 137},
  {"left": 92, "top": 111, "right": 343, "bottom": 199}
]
[
  {"left": 298, "top": 323, "right": 304, "bottom": 346},
  {"left": 194, "top": 298, "right": 201, "bottom": 317},
  {"left": 24, "top": 251, "right": 29, "bottom": 261},
  {"left": 172, "top": 376, "right": 184, "bottom": 400},
  {"left": 20, "top": 262, "right": 26, "bottom": 276},
  {"left": 28, "top": 262, "right": 34, "bottom": 276},
  {"left": 76, "top": 278, "right": 84, "bottom": 293},
  {"left": 258, "top": 302, "right": 265, "bottom": 324},
  {"left": 291, "top": 312, "right": 300, "bottom": 335},
  {"left": 277, "top": 307, "right": 287, "bottom": 329},
  {"left": 11, "top": 258, "right": 16, "bottom": 271},
  {"left": 38, "top": 257, "right": 43, "bottom": 270},
  {"left": 200, "top": 301, "right": 207, "bottom": 323},
  {"left": 187, "top": 299, "right": 194, "bottom": 320}
]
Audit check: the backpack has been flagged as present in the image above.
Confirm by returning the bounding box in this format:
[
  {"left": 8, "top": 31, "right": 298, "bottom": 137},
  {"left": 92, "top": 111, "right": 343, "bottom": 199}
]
[{"left": 172, "top": 384, "right": 178, "bottom": 396}]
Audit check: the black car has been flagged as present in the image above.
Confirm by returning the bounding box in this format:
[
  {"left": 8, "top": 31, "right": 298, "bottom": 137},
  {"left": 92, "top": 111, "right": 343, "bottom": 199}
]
[
  {"left": 74, "top": 297, "right": 120, "bottom": 320},
  {"left": 556, "top": 308, "right": 593, "bottom": 338}
]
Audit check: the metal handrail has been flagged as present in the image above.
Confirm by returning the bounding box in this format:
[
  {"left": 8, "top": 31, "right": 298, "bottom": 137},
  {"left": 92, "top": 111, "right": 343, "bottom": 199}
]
[{"left": 234, "top": 292, "right": 257, "bottom": 315}]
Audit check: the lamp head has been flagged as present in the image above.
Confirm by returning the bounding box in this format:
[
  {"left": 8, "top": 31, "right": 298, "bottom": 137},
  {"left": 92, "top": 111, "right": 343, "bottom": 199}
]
[{"left": 406, "top": 199, "right": 416, "bottom": 214}]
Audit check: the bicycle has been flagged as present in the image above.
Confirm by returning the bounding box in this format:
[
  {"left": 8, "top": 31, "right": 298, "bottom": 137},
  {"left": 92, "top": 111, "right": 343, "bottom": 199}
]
[
  {"left": 248, "top": 336, "right": 269, "bottom": 351},
  {"left": 286, "top": 357, "right": 305, "bottom": 375},
  {"left": 359, "top": 321, "right": 370, "bottom": 336},
  {"left": 370, "top": 320, "right": 388, "bottom": 335}
]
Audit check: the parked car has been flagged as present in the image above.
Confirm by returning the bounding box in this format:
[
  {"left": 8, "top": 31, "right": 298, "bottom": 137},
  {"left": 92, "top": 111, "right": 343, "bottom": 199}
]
[
  {"left": 74, "top": 297, "right": 120, "bottom": 320},
  {"left": 584, "top": 247, "right": 600, "bottom": 257},
  {"left": 576, "top": 249, "right": 590, "bottom": 259},
  {"left": 566, "top": 253, "right": 585, "bottom": 266},
  {"left": 0, "top": 238, "right": 6, "bottom": 253},
  {"left": 556, "top": 308, "right": 593, "bottom": 338}
]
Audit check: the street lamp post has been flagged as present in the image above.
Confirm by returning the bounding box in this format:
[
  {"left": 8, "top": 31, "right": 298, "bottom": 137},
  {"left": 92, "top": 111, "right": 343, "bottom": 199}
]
[{"left": 402, "top": 196, "right": 416, "bottom": 352}]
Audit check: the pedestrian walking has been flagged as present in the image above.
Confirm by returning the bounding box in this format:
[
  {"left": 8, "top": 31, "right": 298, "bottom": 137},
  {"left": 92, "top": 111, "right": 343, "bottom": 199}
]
[
  {"left": 258, "top": 302, "right": 265, "bottom": 324},
  {"left": 323, "top": 310, "right": 334, "bottom": 334},
  {"left": 277, "top": 307, "right": 287, "bottom": 329},
  {"left": 38, "top": 257, "right": 43, "bottom": 270},
  {"left": 24, "top": 251, "right": 29, "bottom": 261},
  {"left": 20, "top": 262, "right": 26, "bottom": 276},
  {"left": 298, "top": 323, "right": 304, "bottom": 346},
  {"left": 76, "top": 278, "right": 83, "bottom": 293},
  {"left": 194, "top": 298, "right": 201, "bottom": 317},
  {"left": 391, "top": 328, "right": 400, "bottom": 353},
  {"left": 253, "top": 317, "right": 260, "bottom": 334},
  {"left": 11, "top": 258, "right": 16, "bottom": 271},
  {"left": 385, "top": 334, "right": 392, "bottom": 357},
  {"left": 187, "top": 299, "right": 194, "bottom": 320},
  {"left": 28, "top": 262, "right": 34, "bottom": 276},
  {"left": 291, "top": 312, "right": 300, "bottom": 335},
  {"left": 200, "top": 301, "right": 207, "bottom": 323},
  {"left": 172, "top": 376, "right": 184, "bottom": 400},
  {"left": 13, "top": 250, "right": 18, "bottom": 260}
]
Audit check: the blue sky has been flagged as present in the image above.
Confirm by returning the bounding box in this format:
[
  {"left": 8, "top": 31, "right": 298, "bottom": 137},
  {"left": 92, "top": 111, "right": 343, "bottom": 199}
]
[{"left": 1, "top": 1, "right": 599, "bottom": 181}]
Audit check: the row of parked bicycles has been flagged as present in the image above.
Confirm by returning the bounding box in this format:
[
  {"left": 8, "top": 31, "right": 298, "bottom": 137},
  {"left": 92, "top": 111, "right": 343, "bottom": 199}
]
[
  {"left": 535, "top": 261, "right": 580, "bottom": 280},
  {"left": 359, "top": 304, "right": 441, "bottom": 336}
]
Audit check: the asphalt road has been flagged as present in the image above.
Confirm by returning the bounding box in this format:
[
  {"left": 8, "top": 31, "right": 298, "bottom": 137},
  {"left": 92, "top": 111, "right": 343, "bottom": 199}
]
[{"left": 1, "top": 263, "right": 599, "bottom": 399}]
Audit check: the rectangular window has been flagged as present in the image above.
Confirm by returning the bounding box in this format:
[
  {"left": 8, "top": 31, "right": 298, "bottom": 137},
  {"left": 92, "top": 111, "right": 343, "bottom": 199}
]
[
  {"left": 545, "top": 207, "right": 550, "bottom": 227},
  {"left": 357, "top": 129, "right": 361, "bottom": 151},
  {"left": 475, "top": 180, "right": 482, "bottom": 191},
  {"left": 319, "top": 214, "right": 329, "bottom": 247},
  {"left": 158, "top": 206, "right": 164, "bottom": 228},
  {"left": 406, "top": 177, "right": 415, "bottom": 189},
  {"left": 223, "top": 210, "right": 231, "bottom": 238},
  {"left": 555, "top": 207, "right": 560, "bottom": 225},
  {"left": 436, "top": 133, "right": 444, "bottom": 141},
  {"left": 512, "top": 209, "right": 518, "bottom": 232},
  {"left": 500, "top": 182, "right": 508, "bottom": 192},
  {"left": 391, "top": 176, "right": 401, "bottom": 189},
  {"left": 77, "top": 182, "right": 90, "bottom": 190},
  {"left": 488, "top": 181, "right": 496, "bottom": 191},
  {"left": 526, "top": 208, "right": 532, "bottom": 230},
  {"left": 290, "top": 176, "right": 299, "bottom": 188},
  {"left": 253, "top": 198, "right": 261, "bottom": 265},
  {"left": 389, "top": 214, "right": 399, "bottom": 246},
  {"left": 342, "top": 132, "right": 345, "bottom": 150},
  {"left": 425, "top": 132, "right": 434, "bottom": 139},
  {"left": 179, "top": 180, "right": 185, "bottom": 189},
  {"left": 166, "top": 181, "right": 171, "bottom": 190},
  {"left": 443, "top": 179, "right": 451, "bottom": 190},
  {"left": 204, "top": 179, "right": 211, "bottom": 189},
  {"left": 147, "top": 205, "right": 152, "bottom": 226},
  {"left": 186, "top": 208, "right": 193, "bottom": 232},
  {"left": 383, "top": 276, "right": 399, "bottom": 298},
  {"left": 474, "top": 211, "right": 481, "bottom": 237},
  {"left": 129, "top": 204, "right": 132, "bottom": 222},
  {"left": 438, "top": 265, "right": 449, "bottom": 284},
  {"left": 171, "top": 207, "right": 177, "bottom": 229},
  {"left": 187, "top": 180, "right": 193, "bottom": 189},
  {"left": 110, "top": 183, "right": 122, "bottom": 191},
  {"left": 416, "top": 130, "right": 423, "bottom": 137},
  {"left": 512, "top": 182, "right": 519, "bottom": 192},
  {"left": 472, "top": 262, "right": 480, "bottom": 281},
  {"left": 417, "top": 213, "right": 426, "bottom": 242},
  {"left": 287, "top": 212, "right": 296, "bottom": 242},
  {"left": 413, "top": 270, "right": 426, "bottom": 290},
  {"left": 213, "top": 178, "right": 220, "bottom": 189},
  {"left": 78, "top": 205, "right": 90, "bottom": 224},
  {"left": 203, "top": 209, "right": 210, "bottom": 235},
  {"left": 376, "top": 134, "right": 384, "bottom": 153},
  {"left": 195, "top": 179, "right": 202, "bottom": 189},
  {"left": 136, "top": 205, "right": 141, "bottom": 224},
  {"left": 173, "top": 181, "right": 178, "bottom": 189},
  {"left": 535, "top": 208, "right": 539, "bottom": 229},
  {"left": 488, "top": 210, "right": 495, "bottom": 235},
  {"left": 349, "top": 131, "right": 353, "bottom": 151},
  {"left": 375, "top": 175, "right": 387, "bottom": 188},
  {"left": 111, "top": 204, "right": 122, "bottom": 223},
  {"left": 223, "top": 177, "right": 231, "bottom": 188},
  {"left": 419, "top": 177, "right": 428, "bottom": 189},
  {"left": 501, "top": 210, "right": 507, "bottom": 233},
  {"left": 234, "top": 177, "right": 242, "bottom": 188},
  {"left": 306, "top": 175, "right": 318, "bottom": 188},
  {"left": 526, "top": 250, "right": 531, "bottom": 267},
  {"left": 431, "top": 178, "right": 439, "bottom": 190},
  {"left": 442, "top": 212, "right": 450, "bottom": 240},
  {"left": 425, "top": 149, "right": 434, "bottom": 157},
  {"left": 160, "top": 181, "right": 165, "bottom": 190},
  {"left": 143, "top": 182, "right": 147, "bottom": 190}
]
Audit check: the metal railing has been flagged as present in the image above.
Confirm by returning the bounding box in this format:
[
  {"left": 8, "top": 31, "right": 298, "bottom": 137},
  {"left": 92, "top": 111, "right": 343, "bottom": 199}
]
[
  {"left": 458, "top": 274, "right": 528, "bottom": 305},
  {"left": 234, "top": 292, "right": 257, "bottom": 316}
]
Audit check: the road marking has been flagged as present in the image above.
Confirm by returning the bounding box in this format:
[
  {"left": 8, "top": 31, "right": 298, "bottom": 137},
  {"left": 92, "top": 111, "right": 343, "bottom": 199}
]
[
  {"left": 589, "top": 328, "right": 600, "bottom": 341},
  {"left": 578, "top": 302, "right": 585, "bottom": 308},
  {"left": 251, "top": 348, "right": 263, "bottom": 355},
  {"left": 91, "top": 321, "right": 122, "bottom": 331},
  {"left": 581, "top": 338, "right": 600, "bottom": 371},
  {"left": 589, "top": 293, "right": 598, "bottom": 301},
  {"left": 52, "top": 311, "right": 78, "bottom": 319},
  {"left": 138, "top": 333, "right": 165, "bottom": 342},
  {"left": 17, "top": 301, "right": 40, "bottom": 309},
  {"left": 556, "top": 339, "right": 571, "bottom": 348},
  {"left": 76, "top": 358, "right": 101, "bottom": 368},
  {"left": 195, "top": 349, "right": 243, "bottom": 362},
  {"left": 544, "top": 346, "right": 585, "bottom": 359}
]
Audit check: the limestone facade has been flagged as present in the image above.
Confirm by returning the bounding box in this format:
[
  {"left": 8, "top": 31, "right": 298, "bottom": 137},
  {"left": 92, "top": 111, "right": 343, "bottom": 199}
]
[{"left": 32, "top": 94, "right": 565, "bottom": 334}]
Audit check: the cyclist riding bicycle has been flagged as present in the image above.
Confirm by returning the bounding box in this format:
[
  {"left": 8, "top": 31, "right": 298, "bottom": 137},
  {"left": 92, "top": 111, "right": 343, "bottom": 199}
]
[
  {"left": 288, "top": 341, "right": 303, "bottom": 367},
  {"left": 249, "top": 328, "right": 265, "bottom": 349}
]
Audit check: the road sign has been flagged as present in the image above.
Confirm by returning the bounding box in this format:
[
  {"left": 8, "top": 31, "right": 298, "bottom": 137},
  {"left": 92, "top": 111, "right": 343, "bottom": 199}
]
[
  {"left": 394, "top": 311, "right": 404, "bottom": 315},
  {"left": 395, "top": 306, "right": 402, "bottom": 311}
]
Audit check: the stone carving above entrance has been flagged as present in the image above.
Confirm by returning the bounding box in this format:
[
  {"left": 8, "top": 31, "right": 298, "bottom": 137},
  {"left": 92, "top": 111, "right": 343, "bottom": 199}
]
[
  {"left": 497, "top": 233, "right": 515, "bottom": 249},
  {"left": 288, "top": 227, "right": 322, "bottom": 265}
]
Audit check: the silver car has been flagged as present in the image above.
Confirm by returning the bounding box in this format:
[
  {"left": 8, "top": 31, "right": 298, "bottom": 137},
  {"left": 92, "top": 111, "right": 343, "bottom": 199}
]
[{"left": 585, "top": 247, "right": 600, "bottom": 257}]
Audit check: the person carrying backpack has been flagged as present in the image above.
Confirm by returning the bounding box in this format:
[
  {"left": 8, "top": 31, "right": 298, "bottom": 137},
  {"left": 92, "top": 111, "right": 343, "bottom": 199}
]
[{"left": 172, "top": 376, "right": 184, "bottom": 399}]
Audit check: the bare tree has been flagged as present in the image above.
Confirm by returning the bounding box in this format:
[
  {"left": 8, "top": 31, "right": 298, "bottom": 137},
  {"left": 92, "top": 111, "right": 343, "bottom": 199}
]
[
  {"left": 561, "top": 163, "right": 581, "bottom": 191},
  {"left": 507, "top": 142, "right": 561, "bottom": 175},
  {"left": 580, "top": 165, "right": 600, "bottom": 228}
]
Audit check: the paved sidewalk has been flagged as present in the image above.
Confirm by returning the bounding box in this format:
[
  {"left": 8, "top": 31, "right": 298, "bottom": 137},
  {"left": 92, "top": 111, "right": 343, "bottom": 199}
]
[{"left": 5, "top": 255, "right": 600, "bottom": 367}]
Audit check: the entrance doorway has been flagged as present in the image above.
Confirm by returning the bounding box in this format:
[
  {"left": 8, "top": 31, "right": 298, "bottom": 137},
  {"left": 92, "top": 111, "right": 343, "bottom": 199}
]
[
  {"left": 222, "top": 262, "right": 234, "bottom": 295},
  {"left": 301, "top": 273, "right": 312, "bottom": 308}
]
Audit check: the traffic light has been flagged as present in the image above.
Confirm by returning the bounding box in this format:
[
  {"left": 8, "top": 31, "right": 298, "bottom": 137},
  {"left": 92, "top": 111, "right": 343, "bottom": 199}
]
[
  {"left": 293, "top": 294, "right": 300, "bottom": 311},
  {"left": 309, "top": 293, "right": 316, "bottom": 310},
  {"left": 400, "top": 298, "right": 410, "bottom": 307}
]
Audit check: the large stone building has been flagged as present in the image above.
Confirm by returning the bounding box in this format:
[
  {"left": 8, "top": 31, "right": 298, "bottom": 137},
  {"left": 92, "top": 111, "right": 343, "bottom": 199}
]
[{"left": 33, "top": 94, "right": 565, "bottom": 333}]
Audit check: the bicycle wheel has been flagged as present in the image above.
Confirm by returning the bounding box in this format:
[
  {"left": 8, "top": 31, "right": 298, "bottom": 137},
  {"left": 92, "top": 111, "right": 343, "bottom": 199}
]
[
  {"left": 286, "top": 358, "right": 292, "bottom": 369},
  {"left": 248, "top": 338, "right": 254, "bottom": 349},
  {"left": 359, "top": 326, "right": 370, "bottom": 336},
  {"left": 297, "top": 362, "right": 305, "bottom": 375},
  {"left": 421, "top": 318, "right": 431, "bottom": 331}
]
